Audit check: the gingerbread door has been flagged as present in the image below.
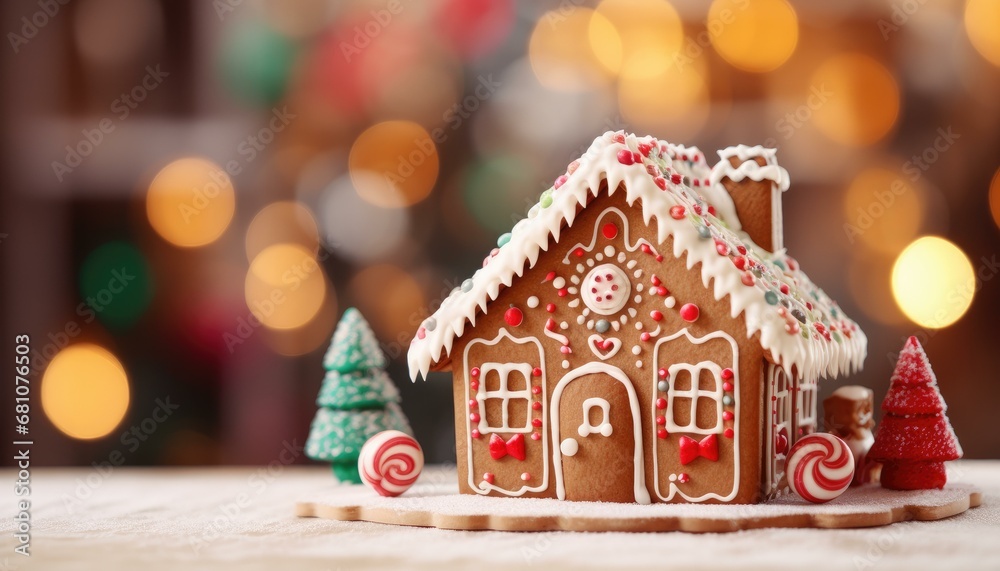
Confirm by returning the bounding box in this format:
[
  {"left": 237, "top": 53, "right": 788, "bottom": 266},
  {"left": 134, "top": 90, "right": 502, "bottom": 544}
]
[{"left": 551, "top": 364, "right": 649, "bottom": 504}]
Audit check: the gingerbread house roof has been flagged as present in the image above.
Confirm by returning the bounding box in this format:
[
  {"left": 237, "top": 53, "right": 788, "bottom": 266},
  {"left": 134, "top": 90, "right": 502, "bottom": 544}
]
[{"left": 408, "top": 132, "right": 866, "bottom": 382}]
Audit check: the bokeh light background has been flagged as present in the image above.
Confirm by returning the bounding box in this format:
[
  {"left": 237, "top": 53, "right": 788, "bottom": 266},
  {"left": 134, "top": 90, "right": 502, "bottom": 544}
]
[{"left": 2, "top": 0, "right": 998, "bottom": 466}]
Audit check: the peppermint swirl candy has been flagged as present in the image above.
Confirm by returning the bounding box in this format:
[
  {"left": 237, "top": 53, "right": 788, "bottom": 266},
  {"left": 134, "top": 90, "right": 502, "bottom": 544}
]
[
  {"left": 358, "top": 430, "right": 424, "bottom": 497},
  {"left": 786, "top": 433, "right": 854, "bottom": 504}
]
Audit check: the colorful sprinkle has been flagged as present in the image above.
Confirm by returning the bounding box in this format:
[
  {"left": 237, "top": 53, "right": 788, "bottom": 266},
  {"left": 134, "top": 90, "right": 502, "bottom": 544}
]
[
  {"left": 540, "top": 189, "right": 553, "bottom": 208},
  {"left": 679, "top": 303, "right": 700, "bottom": 322},
  {"left": 602, "top": 222, "right": 618, "bottom": 239},
  {"left": 504, "top": 306, "right": 523, "bottom": 327}
]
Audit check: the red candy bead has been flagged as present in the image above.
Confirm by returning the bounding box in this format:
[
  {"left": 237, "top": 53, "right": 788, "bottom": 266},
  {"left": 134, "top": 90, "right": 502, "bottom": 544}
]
[
  {"left": 658, "top": 368, "right": 668, "bottom": 379},
  {"left": 532, "top": 418, "right": 543, "bottom": 427},
  {"left": 637, "top": 142, "right": 652, "bottom": 156},
  {"left": 602, "top": 222, "right": 618, "bottom": 239},
  {"left": 716, "top": 242, "right": 729, "bottom": 256},
  {"left": 532, "top": 367, "right": 542, "bottom": 377},
  {"left": 670, "top": 205, "right": 685, "bottom": 219},
  {"left": 723, "top": 411, "right": 734, "bottom": 421},
  {"left": 741, "top": 272, "right": 755, "bottom": 286},
  {"left": 617, "top": 149, "right": 635, "bottom": 165},
  {"left": 721, "top": 368, "right": 734, "bottom": 380},
  {"left": 677, "top": 473, "right": 690, "bottom": 483},
  {"left": 546, "top": 303, "right": 556, "bottom": 313},
  {"left": 657, "top": 428, "right": 668, "bottom": 439},
  {"left": 656, "top": 415, "right": 666, "bottom": 425},
  {"left": 640, "top": 332, "right": 651, "bottom": 341},
  {"left": 723, "top": 382, "right": 734, "bottom": 392},
  {"left": 469, "top": 399, "right": 478, "bottom": 408},
  {"left": 532, "top": 401, "right": 542, "bottom": 410},
  {"left": 472, "top": 429, "right": 481, "bottom": 439},
  {"left": 737, "top": 245, "right": 747, "bottom": 255},
  {"left": 483, "top": 472, "right": 493, "bottom": 483},
  {"left": 504, "top": 306, "right": 523, "bottom": 327},
  {"left": 680, "top": 303, "right": 699, "bottom": 322},
  {"left": 724, "top": 428, "right": 734, "bottom": 439},
  {"left": 532, "top": 386, "right": 542, "bottom": 395},
  {"left": 732, "top": 256, "right": 746, "bottom": 270},
  {"left": 650, "top": 310, "right": 663, "bottom": 321},
  {"left": 531, "top": 432, "right": 541, "bottom": 440},
  {"left": 655, "top": 398, "right": 667, "bottom": 410},
  {"left": 554, "top": 174, "right": 568, "bottom": 189},
  {"left": 470, "top": 380, "right": 479, "bottom": 391},
  {"left": 470, "top": 367, "right": 480, "bottom": 378},
  {"left": 654, "top": 176, "right": 667, "bottom": 190},
  {"left": 611, "top": 132, "right": 625, "bottom": 143},
  {"left": 670, "top": 173, "right": 682, "bottom": 184},
  {"left": 780, "top": 284, "right": 790, "bottom": 295}
]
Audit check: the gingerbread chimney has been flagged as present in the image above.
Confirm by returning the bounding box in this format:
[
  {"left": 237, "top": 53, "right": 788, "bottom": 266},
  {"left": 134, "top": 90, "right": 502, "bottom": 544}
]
[{"left": 708, "top": 146, "right": 789, "bottom": 252}]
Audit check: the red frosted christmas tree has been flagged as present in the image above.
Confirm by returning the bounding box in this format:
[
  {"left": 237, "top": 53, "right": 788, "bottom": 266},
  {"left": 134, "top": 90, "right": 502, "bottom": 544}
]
[{"left": 869, "top": 337, "right": 962, "bottom": 490}]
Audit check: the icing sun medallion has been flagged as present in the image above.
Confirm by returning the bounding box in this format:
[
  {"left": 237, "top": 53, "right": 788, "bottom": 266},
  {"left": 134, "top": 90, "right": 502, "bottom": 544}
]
[{"left": 581, "top": 263, "right": 631, "bottom": 315}]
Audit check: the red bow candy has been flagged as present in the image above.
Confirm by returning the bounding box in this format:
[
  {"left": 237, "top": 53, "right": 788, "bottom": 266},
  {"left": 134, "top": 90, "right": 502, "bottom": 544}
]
[
  {"left": 679, "top": 434, "right": 719, "bottom": 465},
  {"left": 489, "top": 433, "right": 526, "bottom": 461}
]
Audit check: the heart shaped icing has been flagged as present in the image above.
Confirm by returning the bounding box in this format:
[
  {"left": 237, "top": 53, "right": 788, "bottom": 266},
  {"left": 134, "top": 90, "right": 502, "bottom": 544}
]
[{"left": 588, "top": 334, "right": 621, "bottom": 360}]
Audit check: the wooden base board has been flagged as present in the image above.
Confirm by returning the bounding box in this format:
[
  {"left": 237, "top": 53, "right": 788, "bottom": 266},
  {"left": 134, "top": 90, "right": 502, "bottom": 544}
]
[{"left": 296, "top": 476, "right": 981, "bottom": 533}]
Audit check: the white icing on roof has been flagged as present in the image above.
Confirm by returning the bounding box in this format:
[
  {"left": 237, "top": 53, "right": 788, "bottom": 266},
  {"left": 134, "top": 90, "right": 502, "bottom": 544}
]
[{"left": 408, "top": 132, "right": 866, "bottom": 383}]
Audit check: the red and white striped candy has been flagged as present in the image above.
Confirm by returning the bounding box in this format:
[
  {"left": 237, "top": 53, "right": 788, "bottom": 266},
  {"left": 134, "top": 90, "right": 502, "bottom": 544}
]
[
  {"left": 786, "top": 433, "right": 854, "bottom": 504},
  {"left": 358, "top": 430, "right": 424, "bottom": 497}
]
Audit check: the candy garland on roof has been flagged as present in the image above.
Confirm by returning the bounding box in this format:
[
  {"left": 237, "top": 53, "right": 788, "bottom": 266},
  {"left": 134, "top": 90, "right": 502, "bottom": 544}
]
[
  {"left": 476, "top": 130, "right": 854, "bottom": 348},
  {"left": 407, "top": 131, "right": 866, "bottom": 381}
]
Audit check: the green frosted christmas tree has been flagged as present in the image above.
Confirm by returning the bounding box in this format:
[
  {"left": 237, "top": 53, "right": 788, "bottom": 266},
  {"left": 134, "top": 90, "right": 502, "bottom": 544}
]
[{"left": 305, "top": 308, "right": 411, "bottom": 483}]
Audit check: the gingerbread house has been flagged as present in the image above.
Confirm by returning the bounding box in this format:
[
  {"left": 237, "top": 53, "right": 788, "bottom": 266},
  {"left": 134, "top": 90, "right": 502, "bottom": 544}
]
[{"left": 408, "top": 132, "right": 867, "bottom": 504}]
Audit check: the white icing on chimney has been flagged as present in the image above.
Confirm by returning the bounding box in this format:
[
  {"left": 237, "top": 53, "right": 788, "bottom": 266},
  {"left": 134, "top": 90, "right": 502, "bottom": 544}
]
[{"left": 709, "top": 145, "right": 789, "bottom": 252}]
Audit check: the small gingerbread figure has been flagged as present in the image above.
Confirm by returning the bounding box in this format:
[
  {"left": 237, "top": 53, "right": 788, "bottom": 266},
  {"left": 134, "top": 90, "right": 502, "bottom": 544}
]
[{"left": 824, "top": 385, "right": 876, "bottom": 486}]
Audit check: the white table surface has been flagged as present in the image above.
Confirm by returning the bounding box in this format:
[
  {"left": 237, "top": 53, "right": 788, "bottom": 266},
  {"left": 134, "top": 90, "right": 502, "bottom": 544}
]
[{"left": 1, "top": 461, "right": 997, "bottom": 571}]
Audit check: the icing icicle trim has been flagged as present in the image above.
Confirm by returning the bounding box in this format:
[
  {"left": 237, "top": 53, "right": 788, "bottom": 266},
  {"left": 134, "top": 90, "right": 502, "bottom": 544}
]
[{"left": 408, "top": 132, "right": 866, "bottom": 383}]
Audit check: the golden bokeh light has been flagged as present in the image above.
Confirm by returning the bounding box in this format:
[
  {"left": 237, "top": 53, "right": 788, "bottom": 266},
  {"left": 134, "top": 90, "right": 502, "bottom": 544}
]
[
  {"left": 245, "top": 243, "right": 327, "bottom": 330},
  {"left": 348, "top": 121, "right": 439, "bottom": 208},
  {"left": 245, "top": 201, "right": 321, "bottom": 263},
  {"left": 989, "top": 167, "right": 1000, "bottom": 230},
  {"left": 892, "top": 236, "right": 975, "bottom": 329},
  {"left": 810, "top": 54, "right": 900, "bottom": 147},
  {"left": 618, "top": 56, "right": 710, "bottom": 138},
  {"left": 348, "top": 264, "right": 426, "bottom": 344},
  {"left": 592, "top": 0, "right": 684, "bottom": 80},
  {"left": 263, "top": 290, "right": 339, "bottom": 356},
  {"left": 847, "top": 254, "right": 906, "bottom": 326},
  {"left": 41, "top": 344, "right": 130, "bottom": 440},
  {"left": 842, "top": 168, "right": 926, "bottom": 255},
  {"left": 528, "top": 8, "right": 616, "bottom": 91},
  {"left": 965, "top": 0, "right": 1000, "bottom": 66},
  {"left": 147, "top": 158, "right": 236, "bottom": 248},
  {"left": 708, "top": 0, "right": 798, "bottom": 73}
]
